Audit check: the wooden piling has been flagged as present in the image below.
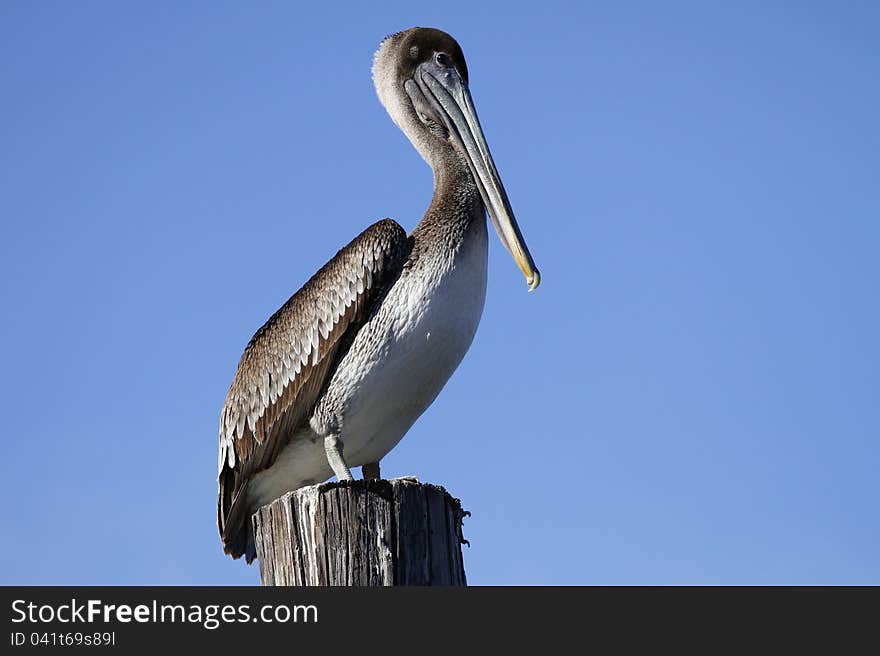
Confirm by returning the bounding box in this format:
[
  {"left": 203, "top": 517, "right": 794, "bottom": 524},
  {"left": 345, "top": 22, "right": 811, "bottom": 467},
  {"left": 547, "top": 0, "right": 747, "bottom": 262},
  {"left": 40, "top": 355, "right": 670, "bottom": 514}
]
[{"left": 252, "top": 478, "right": 468, "bottom": 586}]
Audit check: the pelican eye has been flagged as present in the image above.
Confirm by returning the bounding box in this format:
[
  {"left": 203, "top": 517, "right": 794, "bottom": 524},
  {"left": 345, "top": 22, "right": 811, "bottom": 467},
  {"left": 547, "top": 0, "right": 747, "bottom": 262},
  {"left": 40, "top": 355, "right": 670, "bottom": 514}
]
[{"left": 434, "top": 52, "right": 450, "bottom": 67}]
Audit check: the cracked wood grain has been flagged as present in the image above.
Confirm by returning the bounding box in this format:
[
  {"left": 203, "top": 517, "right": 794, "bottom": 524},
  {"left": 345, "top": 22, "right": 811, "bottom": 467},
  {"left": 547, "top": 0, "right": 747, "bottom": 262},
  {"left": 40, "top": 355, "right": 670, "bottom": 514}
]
[{"left": 253, "top": 478, "right": 468, "bottom": 586}]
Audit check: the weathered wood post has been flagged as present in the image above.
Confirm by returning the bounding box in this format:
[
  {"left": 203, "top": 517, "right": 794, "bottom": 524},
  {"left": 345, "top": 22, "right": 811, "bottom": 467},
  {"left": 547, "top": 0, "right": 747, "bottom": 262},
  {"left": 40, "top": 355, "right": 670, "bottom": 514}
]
[{"left": 252, "top": 478, "right": 468, "bottom": 586}]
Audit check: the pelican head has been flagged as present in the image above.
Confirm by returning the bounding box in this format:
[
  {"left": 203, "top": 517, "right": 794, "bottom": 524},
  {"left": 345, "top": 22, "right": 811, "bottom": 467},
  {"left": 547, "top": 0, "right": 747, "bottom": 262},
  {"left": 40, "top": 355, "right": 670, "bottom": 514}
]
[{"left": 372, "top": 27, "right": 540, "bottom": 290}]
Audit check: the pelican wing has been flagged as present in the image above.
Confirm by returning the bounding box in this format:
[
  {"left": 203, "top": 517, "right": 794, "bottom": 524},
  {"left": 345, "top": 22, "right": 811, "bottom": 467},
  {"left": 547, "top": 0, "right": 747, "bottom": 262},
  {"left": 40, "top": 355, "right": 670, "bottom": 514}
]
[{"left": 217, "top": 219, "right": 409, "bottom": 559}]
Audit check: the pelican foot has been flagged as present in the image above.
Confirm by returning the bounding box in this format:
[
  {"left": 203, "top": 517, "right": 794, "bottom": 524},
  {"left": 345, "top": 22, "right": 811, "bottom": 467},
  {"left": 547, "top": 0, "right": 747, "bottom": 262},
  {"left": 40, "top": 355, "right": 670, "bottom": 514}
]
[
  {"left": 362, "top": 462, "right": 381, "bottom": 480},
  {"left": 324, "top": 434, "right": 353, "bottom": 481}
]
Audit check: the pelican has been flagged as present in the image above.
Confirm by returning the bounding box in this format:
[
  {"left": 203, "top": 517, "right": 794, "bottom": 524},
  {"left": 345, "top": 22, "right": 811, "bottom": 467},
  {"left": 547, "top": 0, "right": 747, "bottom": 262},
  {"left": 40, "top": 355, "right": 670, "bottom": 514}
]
[{"left": 218, "top": 27, "right": 540, "bottom": 561}]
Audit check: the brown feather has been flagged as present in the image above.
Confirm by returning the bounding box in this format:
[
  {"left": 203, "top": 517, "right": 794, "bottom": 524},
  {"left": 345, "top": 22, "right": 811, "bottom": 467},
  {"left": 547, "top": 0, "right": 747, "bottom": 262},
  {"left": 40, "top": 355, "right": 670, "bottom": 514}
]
[{"left": 217, "top": 219, "right": 409, "bottom": 559}]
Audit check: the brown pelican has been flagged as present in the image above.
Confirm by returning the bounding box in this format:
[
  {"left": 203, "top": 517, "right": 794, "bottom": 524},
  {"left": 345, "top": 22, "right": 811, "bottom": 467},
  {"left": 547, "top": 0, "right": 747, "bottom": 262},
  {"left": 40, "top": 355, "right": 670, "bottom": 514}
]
[{"left": 218, "top": 27, "right": 540, "bottom": 561}]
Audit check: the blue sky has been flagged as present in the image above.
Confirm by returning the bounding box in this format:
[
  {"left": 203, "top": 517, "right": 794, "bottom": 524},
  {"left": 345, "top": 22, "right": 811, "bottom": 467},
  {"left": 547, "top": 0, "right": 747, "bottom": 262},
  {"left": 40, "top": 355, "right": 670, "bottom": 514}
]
[{"left": 1, "top": 2, "right": 877, "bottom": 584}]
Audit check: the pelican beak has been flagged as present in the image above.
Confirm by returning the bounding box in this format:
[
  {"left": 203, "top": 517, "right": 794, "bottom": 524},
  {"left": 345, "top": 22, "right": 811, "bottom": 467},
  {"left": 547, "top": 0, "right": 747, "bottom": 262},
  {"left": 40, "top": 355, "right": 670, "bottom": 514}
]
[{"left": 415, "top": 62, "right": 541, "bottom": 290}]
